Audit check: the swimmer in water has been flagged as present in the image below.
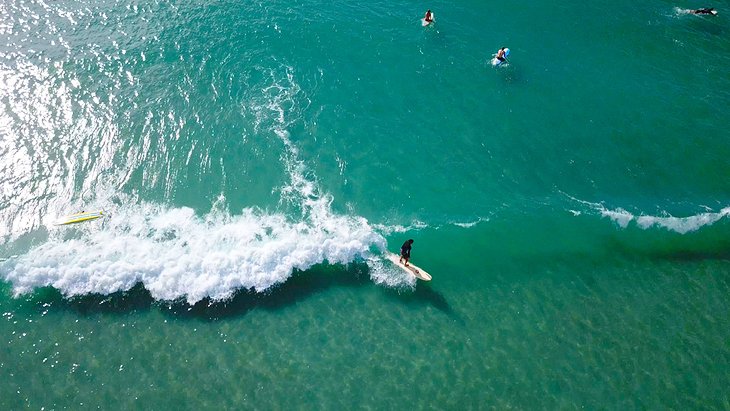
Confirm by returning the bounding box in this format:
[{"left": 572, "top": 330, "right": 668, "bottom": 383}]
[
  {"left": 424, "top": 10, "right": 434, "bottom": 24},
  {"left": 690, "top": 8, "right": 718, "bottom": 15}
]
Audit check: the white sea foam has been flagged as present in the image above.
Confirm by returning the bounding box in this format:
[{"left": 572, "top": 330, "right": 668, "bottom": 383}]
[
  {"left": 451, "top": 217, "right": 489, "bottom": 228},
  {"left": 601, "top": 207, "right": 635, "bottom": 229},
  {"left": 633, "top": 208, "right": 730, "bottom": 234},
  {"left": 366, "top": 256, "right": 415, "bottom": 289},
  {"left": 1, "top": 199, "right": 387, "bottom": 303},
  {"left": 602, "top": 206, "right": 730, "bottom": 233},
  {"left": 375, "top": 217, "right": 489, "bottom": 232},
  {"left": 564, "top": 194, "right": 730, "bottom": 234},
  {"left": 373, "top": 220, "right": 429, "bottom": 236},
  {"left": 673, "top": 7, "right": 692, "bottom": 16}
]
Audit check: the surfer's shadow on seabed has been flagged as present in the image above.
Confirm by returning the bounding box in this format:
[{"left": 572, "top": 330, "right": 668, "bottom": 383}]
[{"left": 381, "top": 283, "right": 458, "bottom": 320}]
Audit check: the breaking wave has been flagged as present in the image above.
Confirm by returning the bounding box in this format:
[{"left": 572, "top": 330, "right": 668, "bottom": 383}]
[
  {"left": 566, "top": 194, "right": 730, "bottom": 234},
  {"left": 0, "top": 62, "right": 415, "bottom": 303}
]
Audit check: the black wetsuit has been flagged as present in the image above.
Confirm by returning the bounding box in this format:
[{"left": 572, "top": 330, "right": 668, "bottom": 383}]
[
  {"left": 692, "top": 8, "right": 715, "bottom": 14},
  {"left": 400, "top": 241, "right": 412, "bottom": 259}
]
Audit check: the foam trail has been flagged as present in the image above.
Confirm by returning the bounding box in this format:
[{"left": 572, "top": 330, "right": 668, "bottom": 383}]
[
  {"left": 372, "top": 220, "right": 429, "bottom": 236},
  {"left": 564, "top": 194, "right": 730, "bottom": 234},
  {"left": 634, "top": 208, "right": 730, "bottom": 234},
  {"left": 451, "top": 217, "right": 489, "bottom": 228}
]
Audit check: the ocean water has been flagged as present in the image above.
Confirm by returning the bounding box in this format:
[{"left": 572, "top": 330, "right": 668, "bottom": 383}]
[{"left": 1, "top": 0, "right": 729, "bottom": 408}]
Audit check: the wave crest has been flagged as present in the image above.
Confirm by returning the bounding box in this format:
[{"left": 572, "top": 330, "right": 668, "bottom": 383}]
[{"left": 566, "top": 194, "right": 730, "bottom": 234}]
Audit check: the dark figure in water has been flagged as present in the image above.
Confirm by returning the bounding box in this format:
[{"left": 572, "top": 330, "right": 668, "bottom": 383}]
[
  {"left": 496, "top": 47, "right": 509, "bottom": 62},
  {"left": 400, "top": 239, "right": 414, "bottom": 266},
  {"left": 691, "top": 8, "right": 717, "bottom": 15},
  {"left": 424, "top": 10, "right": 434, "bottom": 24}
]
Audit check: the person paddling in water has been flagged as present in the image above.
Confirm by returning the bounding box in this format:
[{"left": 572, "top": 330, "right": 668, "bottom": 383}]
[
  {"left": 424, "top": 10, "right": 434, "bottom": 24},
  {"left": 495, "top": 47, "right": 509, "bottom": 63},
  {"left": 400, "top": 239, "right": 414, "bottom": 266},
  {"left": 690, "top": 7, "right": 717, "bottom": 15}
]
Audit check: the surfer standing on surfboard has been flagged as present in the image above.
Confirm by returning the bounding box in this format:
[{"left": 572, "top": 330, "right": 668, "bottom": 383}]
[{"left": 400, "top": 239, "right": 414, "bottom": 266}]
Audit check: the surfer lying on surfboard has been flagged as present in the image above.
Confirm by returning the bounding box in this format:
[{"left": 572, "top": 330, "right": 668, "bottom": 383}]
[
  {"left": 400, "top": 239, "right": 414, "bottom": 266},
  {"left": 690, "top": 7, "right": 717, "bottom": 15}
]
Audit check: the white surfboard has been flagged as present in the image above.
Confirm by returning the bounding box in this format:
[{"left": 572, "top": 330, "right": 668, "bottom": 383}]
[
  {"left": 386, "top": 253, "right": 432, "bottom": 281},
  {"left": 491, "top": 57, "right": 504, "bottom": 67}
]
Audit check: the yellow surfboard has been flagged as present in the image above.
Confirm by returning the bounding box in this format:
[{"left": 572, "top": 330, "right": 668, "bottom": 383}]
[{"left": 55, "top": 210, "right": 105, "bottom": 225}]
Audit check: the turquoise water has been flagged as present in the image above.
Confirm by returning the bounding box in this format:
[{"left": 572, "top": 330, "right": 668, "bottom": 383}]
[{"left": 1, "top": 0, "right": 729, "bottom": 408}]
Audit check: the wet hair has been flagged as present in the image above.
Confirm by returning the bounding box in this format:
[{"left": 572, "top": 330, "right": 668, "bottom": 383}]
[{"left": 408, "top": 239, "right": 414, "bottom": 244}]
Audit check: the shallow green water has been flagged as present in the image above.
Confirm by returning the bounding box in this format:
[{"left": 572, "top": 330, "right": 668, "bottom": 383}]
[{"left": 1, "top": 0, "right": 729, "bottom": 408}]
